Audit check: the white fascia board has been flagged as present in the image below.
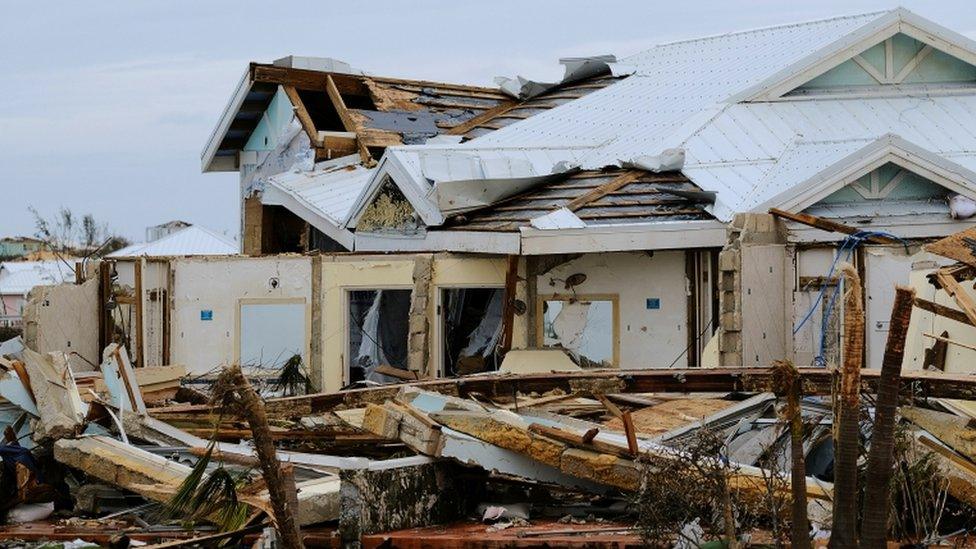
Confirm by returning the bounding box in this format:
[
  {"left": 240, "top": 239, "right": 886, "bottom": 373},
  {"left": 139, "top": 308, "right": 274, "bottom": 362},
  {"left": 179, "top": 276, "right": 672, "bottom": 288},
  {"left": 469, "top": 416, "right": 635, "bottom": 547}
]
[
  {"left": 261, "top": 185, "right": 355, "bottom": 250},
  {"left": 733, "top": 11, "right": 900, "bottom": 102},
  {"left": 201, "top": 69, "right": 251, "bottom": 173},
  {"left": 898, "top": 10, "right": 976, "bottom": 67},
  {"left": 345, "top": 152, "right": 445, "bottom": 230},
  {"left": 758, "top": 135, "right": 976, "bottom": 214},
  {"left": 519, "top": 220, "right": 727, "bottom": 255},
  {"left": 784, "top": 216, "right": 976, "bottom": 243},
  {"left": 354, "top": 230, "right": 520, "bottom": 254}
]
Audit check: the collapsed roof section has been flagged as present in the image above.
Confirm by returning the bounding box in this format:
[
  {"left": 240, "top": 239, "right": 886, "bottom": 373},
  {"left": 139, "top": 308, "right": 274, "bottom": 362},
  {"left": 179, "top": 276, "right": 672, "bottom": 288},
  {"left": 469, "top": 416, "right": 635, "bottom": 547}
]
[
  {"left": 201, "top": 56, "right": 513, "bottom": 172},
  {"left": 441, "top": 168, "right": 713, "bottom": 232}
]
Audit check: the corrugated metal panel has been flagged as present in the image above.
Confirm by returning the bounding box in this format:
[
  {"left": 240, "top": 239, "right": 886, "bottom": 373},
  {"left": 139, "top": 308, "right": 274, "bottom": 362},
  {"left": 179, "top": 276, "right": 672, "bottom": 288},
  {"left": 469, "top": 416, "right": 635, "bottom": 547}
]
[{"left": 265, "top": 160, "right": 372, "bottom": 225}]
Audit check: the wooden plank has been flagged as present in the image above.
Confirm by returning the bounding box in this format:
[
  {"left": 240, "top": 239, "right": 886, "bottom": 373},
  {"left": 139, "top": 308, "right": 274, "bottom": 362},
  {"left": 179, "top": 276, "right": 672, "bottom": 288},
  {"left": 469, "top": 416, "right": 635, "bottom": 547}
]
[
  {"left": 565, "top": 172, "right": 642, "bottom": 212},
  {"left": 498, "top": 255, "right": 519, "bottom": 354},
  {"left": 914, "top": 297, "right": 975, "bottom": 326},
  {"left": 769, "top": 208, "right": 898, "bottom": 244},
  {"left": 150, "top": 367, "right": 976, "bottom": 419},
  {"left": 282, "top": 85, "right": 321, "bottom": 147},
  {"left": 446, "top": 101, "right": 519, "bottom": 135},
  {"left": 594, "top": 394, "right": 623, "bottom": 419},
  {"left": 935, "top": 269, "right": 976, "bottom": 326},
  {"left": 325, "top": 74, "right": 372, "bottom": 164},
  {"left": 923, "top": 332, "right": 976, "bottom": 352},
  {"left": 926, "top": 226, "right": 976, "bottom": 268},
  {"left": 621, "top": 411, "right": 639, "bottom": 457},
  {"left": 134, "top": 260, "right": 144, "bottom": 367}
]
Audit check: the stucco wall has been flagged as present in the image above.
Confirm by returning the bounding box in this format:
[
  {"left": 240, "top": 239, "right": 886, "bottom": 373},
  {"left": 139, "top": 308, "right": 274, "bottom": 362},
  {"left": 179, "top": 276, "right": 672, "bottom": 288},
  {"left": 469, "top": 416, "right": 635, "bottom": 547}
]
[
  {"left": 170, "top": 255, "right": 312, "bottom": 375},
  {"left": 22, "top": 278, "right": 99, "bottom": 372},
  {"left": 534, "top": 251, "right": 688, "bottom": 368}
]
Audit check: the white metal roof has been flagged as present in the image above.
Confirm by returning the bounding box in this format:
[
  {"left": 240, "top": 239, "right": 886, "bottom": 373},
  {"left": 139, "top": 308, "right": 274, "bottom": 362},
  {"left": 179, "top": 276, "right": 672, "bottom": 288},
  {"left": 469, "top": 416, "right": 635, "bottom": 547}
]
[
  {"left": 107, "top": 226, "right": 238, "bottom": 258},
  {"left": 368, "top": 8, "right": 976, "bottom": 225},
  {"left": 261, "top": 155, "right": 369, "bottom": 248},
  {"left": 0, "top": 261, "right": 76, "bottom": 295}
]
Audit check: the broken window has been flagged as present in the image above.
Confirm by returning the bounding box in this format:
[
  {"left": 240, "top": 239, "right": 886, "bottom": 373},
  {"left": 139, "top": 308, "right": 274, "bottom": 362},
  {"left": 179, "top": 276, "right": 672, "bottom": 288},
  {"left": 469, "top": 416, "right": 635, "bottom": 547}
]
[
  {"left": 541, "top": 297, "right": 616, "bottom": 367},
  {"left": 347, "top": 289, "right": 410, "bottom": 383},
  {"left": 239, "top": 300, "right": 307, "bottom": 373},
  {"left": 441, "top": 288, "right": 503, "bottom": 376}
]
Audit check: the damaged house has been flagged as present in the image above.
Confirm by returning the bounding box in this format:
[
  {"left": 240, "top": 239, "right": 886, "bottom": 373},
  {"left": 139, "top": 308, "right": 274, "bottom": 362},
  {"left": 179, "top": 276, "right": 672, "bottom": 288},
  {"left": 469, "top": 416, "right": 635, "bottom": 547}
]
[
  {"left": 14, "top": 6, "right": 976, "bottom": 548},
  {"left": 18, "top": 8, "right": 976, "bottom": 397}
]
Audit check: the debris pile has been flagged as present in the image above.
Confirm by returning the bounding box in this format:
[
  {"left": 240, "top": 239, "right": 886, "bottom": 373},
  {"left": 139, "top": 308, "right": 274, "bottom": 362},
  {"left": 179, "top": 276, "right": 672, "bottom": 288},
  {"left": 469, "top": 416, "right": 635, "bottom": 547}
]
[{"left": 1, "top": 326, "right": 976, "bottom": 547}]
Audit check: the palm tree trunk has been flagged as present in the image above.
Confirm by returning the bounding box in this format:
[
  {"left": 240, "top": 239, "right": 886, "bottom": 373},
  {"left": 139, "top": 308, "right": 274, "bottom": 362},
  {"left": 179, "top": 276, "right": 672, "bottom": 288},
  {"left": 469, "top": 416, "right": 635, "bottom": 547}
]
[
  {"left": 787, "top": 363, "right": 811, "bottom": 549},
  {"left": 860, "top": 286, "right": 914, "bottom": 547},
  {"left": 830, "top": 264, "right": 863, "bottom": 549},
  {"left": 223, "top": 365, "right": 304, "bottom": 549}
]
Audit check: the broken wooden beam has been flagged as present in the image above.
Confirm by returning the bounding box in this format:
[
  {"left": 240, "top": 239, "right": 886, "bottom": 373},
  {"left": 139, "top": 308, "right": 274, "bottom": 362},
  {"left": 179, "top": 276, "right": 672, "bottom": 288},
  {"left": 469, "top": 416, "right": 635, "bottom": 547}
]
[
  {"left": 913, "top": 297, "right": 974, "bottom": 326},
  {"left": 769, "top": 208, "right": 900, "bottom": 244},
  {"left": 147, "top": 367, "right": 976, "bottom": 421},
  {"left": 934, "top": 269, "right": 976, "bottom": 327}
]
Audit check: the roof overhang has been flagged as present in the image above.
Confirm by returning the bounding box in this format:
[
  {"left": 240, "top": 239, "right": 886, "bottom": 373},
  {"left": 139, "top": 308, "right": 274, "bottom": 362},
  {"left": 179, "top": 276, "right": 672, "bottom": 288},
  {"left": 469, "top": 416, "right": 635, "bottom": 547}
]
[
  {"left": 755, "top": 134, "right": 976, "bottom": 213},
  {"left": 201, "top": 69, "right": 253, "bottom": 173},
  {"left": 519, "top": 219, "right": 727, "bottom": 255},
  {"left": 734, "top": 8, "right": 976, "bottom": 102}
]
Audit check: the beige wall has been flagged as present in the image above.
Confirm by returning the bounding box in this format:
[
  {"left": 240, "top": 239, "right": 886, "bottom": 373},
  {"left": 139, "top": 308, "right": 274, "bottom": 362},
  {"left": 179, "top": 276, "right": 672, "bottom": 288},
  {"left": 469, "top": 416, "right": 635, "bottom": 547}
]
[
  {"left": 23, "top": 278, "right": 99, "bottom": 372},
  {"left": 534, "top": 251, "right": 689, "bottom": 368},
  {"left": 318, "top": 254, "right": 511, "bottom": 392},
  {"left": 170, "top": 255, "right": 312, "bottom": 376}
]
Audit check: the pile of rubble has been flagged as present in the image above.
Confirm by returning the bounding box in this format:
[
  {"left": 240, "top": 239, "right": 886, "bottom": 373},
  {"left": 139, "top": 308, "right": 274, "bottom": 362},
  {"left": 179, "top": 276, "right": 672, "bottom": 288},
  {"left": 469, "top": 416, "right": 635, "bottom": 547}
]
[{"left": 1, "top": 328, "right": 976, "bottom": 547}]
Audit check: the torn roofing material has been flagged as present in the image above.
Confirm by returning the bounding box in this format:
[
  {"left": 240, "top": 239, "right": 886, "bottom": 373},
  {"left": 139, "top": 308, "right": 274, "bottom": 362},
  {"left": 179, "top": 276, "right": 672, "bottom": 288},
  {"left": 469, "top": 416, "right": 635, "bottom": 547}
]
[
  {"left": 440, "top": 169, "right": 713, "bottom": 232},
  {"left": 202, "top": 59, "right": 512, "bottom": 172},
  {"left": 262, "top": 154, "right": 372, "bottom": 248}
]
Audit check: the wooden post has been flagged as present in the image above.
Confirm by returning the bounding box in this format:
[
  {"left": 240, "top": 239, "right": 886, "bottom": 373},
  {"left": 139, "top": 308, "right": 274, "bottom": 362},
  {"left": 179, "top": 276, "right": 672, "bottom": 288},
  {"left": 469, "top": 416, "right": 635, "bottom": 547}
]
[
  {"left": 134, "top": 259, "right": 144, "bottom": 367},
  {"left": 498, "top": 255, "right": 519, "bottom": 355},
  {"left": 830, "top": 263, "right": 863, "bottom": 549},
  {"left": 860, "top": 286, "right": 915, "bottom": 548}
]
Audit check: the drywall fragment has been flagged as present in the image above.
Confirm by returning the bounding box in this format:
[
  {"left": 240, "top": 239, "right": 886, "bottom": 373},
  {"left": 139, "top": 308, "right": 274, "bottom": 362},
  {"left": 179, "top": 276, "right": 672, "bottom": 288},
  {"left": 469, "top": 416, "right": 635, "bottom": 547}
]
[
  {"left": 99, "top": 344, "right": 146, "bottom": 415},
  {"left": 498, "top": 349, "right": 581, "bottom": 374},
  {"left": 21, "top": 348, "right": 86, "bottom": 442}
]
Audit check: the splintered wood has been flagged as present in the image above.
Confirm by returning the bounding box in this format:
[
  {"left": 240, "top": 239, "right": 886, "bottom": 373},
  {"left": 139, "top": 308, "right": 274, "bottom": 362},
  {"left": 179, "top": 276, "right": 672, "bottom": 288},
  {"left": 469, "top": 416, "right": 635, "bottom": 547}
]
[{"left": 603, "top": 398, "right": 734, "bottom": 437}]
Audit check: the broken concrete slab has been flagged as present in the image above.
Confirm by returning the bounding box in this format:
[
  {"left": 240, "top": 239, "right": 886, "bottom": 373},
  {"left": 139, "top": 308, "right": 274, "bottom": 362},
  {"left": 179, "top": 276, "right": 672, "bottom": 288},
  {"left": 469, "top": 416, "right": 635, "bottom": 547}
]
[
  {"left": 54, "top": 435, "right": 342, "bottom": 526},
  {"left": 339, "top": 456, "right": 474, "bottom": 544},
  {"left": 21, "top": 348, "right": 86, "bottom": 442}
]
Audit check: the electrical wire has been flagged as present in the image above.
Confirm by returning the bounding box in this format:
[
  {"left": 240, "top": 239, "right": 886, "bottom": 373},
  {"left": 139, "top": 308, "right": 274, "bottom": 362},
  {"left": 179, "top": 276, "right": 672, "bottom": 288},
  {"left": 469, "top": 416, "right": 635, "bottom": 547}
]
[{"left": 792, "top": 230, "right": 909, "bottom": 367}]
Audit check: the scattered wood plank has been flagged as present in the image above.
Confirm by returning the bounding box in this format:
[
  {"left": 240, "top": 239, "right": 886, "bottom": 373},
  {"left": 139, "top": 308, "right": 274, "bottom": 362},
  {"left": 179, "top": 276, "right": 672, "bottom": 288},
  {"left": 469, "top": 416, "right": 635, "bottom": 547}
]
[
  {"left": 922, "top": 331, "right": 976, "bottom": 353},
  {"left": 934, "top": 270, "right": 976, "bottom": 327},
  {"left": 769, "top": 208, "right": 898, "bottom": 244}
]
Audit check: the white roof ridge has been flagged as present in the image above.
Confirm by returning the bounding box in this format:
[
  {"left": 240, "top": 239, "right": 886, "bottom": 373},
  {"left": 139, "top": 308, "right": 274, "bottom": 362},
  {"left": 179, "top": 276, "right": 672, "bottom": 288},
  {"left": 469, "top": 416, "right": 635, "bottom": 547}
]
[{"left": 637, "top": 8, "right": 894, "bottom": 51}]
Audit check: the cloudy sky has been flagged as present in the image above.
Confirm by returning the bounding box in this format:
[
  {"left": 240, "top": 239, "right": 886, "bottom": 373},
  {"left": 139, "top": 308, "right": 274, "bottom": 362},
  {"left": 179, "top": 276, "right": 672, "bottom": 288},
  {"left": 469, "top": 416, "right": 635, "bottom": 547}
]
[{"left": 3, "top": 1, "right": 973, "bottom": 243}]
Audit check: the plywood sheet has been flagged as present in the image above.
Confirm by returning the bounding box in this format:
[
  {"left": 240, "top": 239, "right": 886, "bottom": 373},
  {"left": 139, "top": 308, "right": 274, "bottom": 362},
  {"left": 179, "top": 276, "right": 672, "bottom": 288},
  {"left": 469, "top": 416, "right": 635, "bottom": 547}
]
[{"left": 603, "top": 398, "right": 734, "bottom": 437}]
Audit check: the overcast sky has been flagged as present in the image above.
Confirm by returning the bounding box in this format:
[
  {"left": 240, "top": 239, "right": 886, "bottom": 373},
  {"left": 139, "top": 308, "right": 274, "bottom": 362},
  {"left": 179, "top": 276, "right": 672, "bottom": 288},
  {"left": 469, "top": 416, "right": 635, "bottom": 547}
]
[{"left": 3, "top": 1, "right": 974, "bottom": 243}]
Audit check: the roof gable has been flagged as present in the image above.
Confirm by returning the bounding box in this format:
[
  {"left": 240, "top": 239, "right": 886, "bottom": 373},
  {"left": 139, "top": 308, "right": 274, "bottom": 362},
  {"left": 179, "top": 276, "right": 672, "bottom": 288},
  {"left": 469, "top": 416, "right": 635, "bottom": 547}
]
[
  {"left": 740, "top": 8, "right": 976, "bottom": 101},
  {"left": 754, "top": 134, "right": 976, "bottom": 213}
]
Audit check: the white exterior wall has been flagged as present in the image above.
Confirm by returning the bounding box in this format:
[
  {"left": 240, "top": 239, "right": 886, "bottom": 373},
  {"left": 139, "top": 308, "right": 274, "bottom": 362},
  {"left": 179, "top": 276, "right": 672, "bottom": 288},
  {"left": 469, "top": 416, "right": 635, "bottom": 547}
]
[
  {"left": 170, "top": 256, "right": 312, "bottom": 375},
  {"left": 535, "top": 251, "right": 689, "bottom": 368}
]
